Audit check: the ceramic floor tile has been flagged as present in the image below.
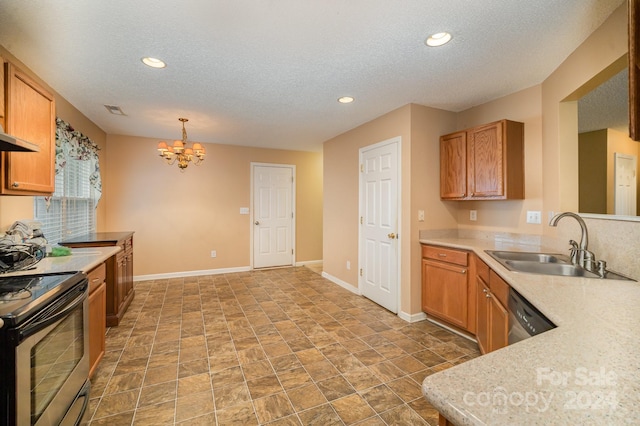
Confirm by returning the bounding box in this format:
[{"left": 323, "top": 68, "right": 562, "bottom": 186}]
[
  {"left": 214, "top": 382, "right": 252, "bottom": 410},
  {"left": 137, "top": 381, "right": 177, "bottom": 407},
  {"left": 88, "top": 267, "right": 477, "bottom": 425},
  {"left": 132, "top": 400, "right": 176, "bottom": 425},
  {"left": 286, "top": 383, "right": 328, "bottom": 411},
  {"left": 359, "top": 384, "right": 403, "bottom": 413},
  {"left": 297, "top": 404, "right": 343, "bottom": 426},
  {"left": 253, "top": 392, "right": 296, "bottom": 424},
  {"left": 316, "top": 375, "right": 357, "bottom": 401},
  {"left": 330, "top": 394, "right": 376, "bottom": 425}
]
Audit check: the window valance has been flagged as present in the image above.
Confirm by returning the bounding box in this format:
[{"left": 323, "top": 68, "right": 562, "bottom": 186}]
[{"left": 55, "top": 117, "right": 102, "bottom": 203}]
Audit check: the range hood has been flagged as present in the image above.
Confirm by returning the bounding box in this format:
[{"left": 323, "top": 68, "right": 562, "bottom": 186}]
[{"left": 0, "top": 124, "right": 39, "bottom": 152}]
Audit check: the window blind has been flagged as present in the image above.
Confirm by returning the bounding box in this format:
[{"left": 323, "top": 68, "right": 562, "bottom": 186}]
[{"left": 34, "top": 157, "right": 96, "bottom": 244}]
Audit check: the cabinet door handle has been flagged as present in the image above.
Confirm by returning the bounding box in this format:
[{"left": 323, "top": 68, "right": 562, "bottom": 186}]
[
  {"left": 460, "top": 269, "right": 466, "bottom": 274},
  {"left": 438, "top": 253, "right": 447, "bottom": 258},
  {"left": 12, "top": 182, "right": 19, "bottom": 188}
]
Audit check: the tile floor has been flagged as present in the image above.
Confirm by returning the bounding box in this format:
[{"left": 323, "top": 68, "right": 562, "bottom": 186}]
[{"left": 87, "top": 266, "right": 480, "bottom": 425}]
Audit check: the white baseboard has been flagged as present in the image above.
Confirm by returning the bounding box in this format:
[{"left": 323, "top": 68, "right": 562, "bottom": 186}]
[
  {"left": 134, "top": 266, "right": 251, "bottom": 282},
  {"left": 295, "top": 259, "right": 323, "bottom": 267},
  {"left": 398, "top": 311, "right": 427, "bottom": 323},
  {"left": 321, "top": 271, "right": 361, "bottom": 295}
]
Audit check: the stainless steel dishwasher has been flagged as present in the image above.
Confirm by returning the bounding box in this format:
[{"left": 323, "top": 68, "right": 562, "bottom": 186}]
[{"left": 508, "top": 288, "right": 556, "bottom": 344}]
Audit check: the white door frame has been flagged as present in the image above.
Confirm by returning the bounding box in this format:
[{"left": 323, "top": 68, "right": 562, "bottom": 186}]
[
  {"left": 250, "top": 162, "right": 296, "bottom": 269},
  {"left": 358, "top": 136, "right": 402, "bottom": 313}
]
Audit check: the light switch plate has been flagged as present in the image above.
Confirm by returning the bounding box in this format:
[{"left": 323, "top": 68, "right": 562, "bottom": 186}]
[
  {"left": 240, "top": 207, "right": 249, "bottom": 215},
  {"left": 418, "top": 210, "right": 425, "bottom": 222}
]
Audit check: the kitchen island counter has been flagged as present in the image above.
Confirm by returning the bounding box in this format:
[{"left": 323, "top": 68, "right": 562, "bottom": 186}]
[{"left": 420, "top": 234, "right": 640, "bottom": 425}]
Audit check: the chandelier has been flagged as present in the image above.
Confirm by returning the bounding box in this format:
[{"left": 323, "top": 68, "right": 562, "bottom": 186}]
[{"left": 157, "top": 118, "right": 206, "bottom": 170}]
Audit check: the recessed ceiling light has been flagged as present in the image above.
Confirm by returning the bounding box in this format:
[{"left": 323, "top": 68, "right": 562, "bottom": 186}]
[
  {"left": 141, "top": 57, "right": 166, "bottom": 68},
  {"left": 425, "top": 32, "right": 452, "bottom": 47},
  {"left": 338, "top": 96, "right": 354, "bottom": 104}
]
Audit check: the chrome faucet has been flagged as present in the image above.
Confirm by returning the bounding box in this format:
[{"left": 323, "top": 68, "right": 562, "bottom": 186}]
[{"left": 549, "top": 212, "right": 597, "bottom": 273}]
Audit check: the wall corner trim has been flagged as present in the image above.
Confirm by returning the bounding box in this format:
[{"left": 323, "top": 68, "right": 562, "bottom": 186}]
[{"left": 398, "top": 311, "right": 427, "bottom": 323}]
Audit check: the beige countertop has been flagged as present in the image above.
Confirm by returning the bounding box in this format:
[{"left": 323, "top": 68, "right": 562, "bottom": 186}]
[
  {"left": 419, "top": 236, "right": 640, "bottom": 425},
  {"left": 1, "top": 246, "right": 121, "bottom": 277}
]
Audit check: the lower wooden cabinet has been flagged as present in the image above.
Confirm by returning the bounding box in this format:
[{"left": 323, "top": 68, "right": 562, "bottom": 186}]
[
  {"left": 476, "top": 258, "right": 509, "bottom": 354},
  {"left": 61, "top": 232, "right": 135, "bottom": 327},
  {"left": 87, "top": 262, "right": 106, "bottom": 378},
  {"left": 421, "top": 244, "right": 476, "bottom": 333}
]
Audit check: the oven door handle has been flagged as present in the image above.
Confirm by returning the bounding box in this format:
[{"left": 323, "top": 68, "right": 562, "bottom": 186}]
[{"left": 18, "top": 289, "right": 87, "bottom": 340}]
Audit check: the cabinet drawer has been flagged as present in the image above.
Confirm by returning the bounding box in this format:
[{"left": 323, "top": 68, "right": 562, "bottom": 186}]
[
  {"left": 476, "top": 257, "right": 489, "bottom": 284},
  {"left": 422, "top": 245, "right": 468, "bottom": 266},
  {"left": 87, "top": 262, "right": 106, "bottom": 294},
  {"left": 489, "top": 270, "right": 509, "bottom": 307}
]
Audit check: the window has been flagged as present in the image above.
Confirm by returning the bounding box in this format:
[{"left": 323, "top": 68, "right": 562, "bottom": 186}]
[{"left": 34, "top": 118, "right": 102, "bottom": 244}]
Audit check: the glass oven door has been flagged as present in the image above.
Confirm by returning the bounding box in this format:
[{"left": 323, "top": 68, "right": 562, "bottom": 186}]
[{"left": 15, "top": 283, "right": 89, "bottom": 426}]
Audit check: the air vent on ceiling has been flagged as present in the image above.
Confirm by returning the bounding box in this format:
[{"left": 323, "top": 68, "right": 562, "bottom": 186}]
[{"left": 104, "top": 105, "right": 126, "bottom": 115}]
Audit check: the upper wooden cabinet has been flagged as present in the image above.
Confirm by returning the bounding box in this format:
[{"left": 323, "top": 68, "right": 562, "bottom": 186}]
[
  {"left": 440, "top": 119, "right": 524, "bottom": 200},
  {"left": 1, "top": 61, "right": 56, "bottom": 195}
]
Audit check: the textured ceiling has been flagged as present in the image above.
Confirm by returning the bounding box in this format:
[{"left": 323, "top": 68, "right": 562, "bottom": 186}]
[
  {"left": 579, "top": 68, "right": 628, "bottom": 134},
  {"left": 0, "top": 0, "right": 626, "bottom": 152}
]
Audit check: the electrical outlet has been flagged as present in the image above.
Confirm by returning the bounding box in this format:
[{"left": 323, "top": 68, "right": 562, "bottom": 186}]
[
  {"left": 346, "top": 260, "right": 351, "bottom": 270},
  {"left": 418, "top": 210, "right": 425, "bottom": 222},
  {"left": 470, "top": 210, "right": 477, "bottom": 221},
  {"left": 210, "top": 250, "right": 217, "bottom": 258},
  {"left": 526, "top": 211, "right": 542, "bottom": 224}
]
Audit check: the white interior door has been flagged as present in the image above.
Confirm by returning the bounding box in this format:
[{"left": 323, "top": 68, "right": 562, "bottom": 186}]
[
  {"left": 614, "top": 153, "right": 637, "bottom": 216},
  {"left": 359, "top": 138, "right": 400, "bottom": 313},
  {"left": 253, "top": 164, "right": 294, "bottom": 268}
]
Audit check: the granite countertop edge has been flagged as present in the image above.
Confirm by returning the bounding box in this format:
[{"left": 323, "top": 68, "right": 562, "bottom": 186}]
[
  {"left": 1, "top": 246, "right": 121, "bottom": 277},
  {"left": 419, "top": 236, "right": 640, "bottom": 425},
  {"left": 60, "top": 231, "right": 134, "bottom": 245}
]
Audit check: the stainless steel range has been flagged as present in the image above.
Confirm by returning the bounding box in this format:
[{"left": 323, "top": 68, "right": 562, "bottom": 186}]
[{"left": 0, "top": 272, "right": 90, "bottom": 426}]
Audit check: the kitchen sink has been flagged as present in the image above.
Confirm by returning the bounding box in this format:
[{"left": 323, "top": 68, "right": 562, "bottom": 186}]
[
  {"left": 486, "top": 250, "right": 635, "bottom": 280},
  {"left": 487, "top": 250, "right": 570, "bottom": 264},
  {"left": 503, "top": 260, "right": 600, "bottom": 277}
]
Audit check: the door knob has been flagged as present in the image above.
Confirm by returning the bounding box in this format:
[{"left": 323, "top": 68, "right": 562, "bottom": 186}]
[
  {"left": 254, "top": 221, "right": 260, "bottom": 225},
  {"left": 387, "top": 233, "right": 396, "bottom": 239}
]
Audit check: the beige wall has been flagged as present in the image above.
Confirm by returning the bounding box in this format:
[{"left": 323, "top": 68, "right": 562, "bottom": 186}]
[
  {"left": 0, "top": 45, "right": 107, "bottom": 231},
  {"left": 323, "top": 104, "right": 458, "bottom": 316},
  {"left": 542, "top": 3, "right": 628, "bottom": 216},
  {"left": 454, "top": 85, "right": 544, "bottom": 233},
  {"left": 323, "top": 105, "right": 410, "bottom": 289},
  {"left": 105, "top": 134, "right": 322, "bottom": 276},
  {"left": 578, "top": 130, "right": 608, "bottom": 213},
  {"left": 409, "top": 105, "right": 458, "bottom": 313}
]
